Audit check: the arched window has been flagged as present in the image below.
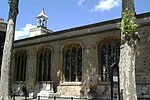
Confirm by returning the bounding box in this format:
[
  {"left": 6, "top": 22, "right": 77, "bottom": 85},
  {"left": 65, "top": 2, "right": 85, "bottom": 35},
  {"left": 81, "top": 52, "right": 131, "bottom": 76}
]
[
  {"left": 37, "top": 49, "right": 51, "bottom": 81},
  {"left": 63, "top": 44, "right": 82, "bottom": 82},
  {"left": 15, "top": 51, "right": 27, "bottom": 81},
  {"left": 99, "top": 38, "right": 120, "bottom": 82}
]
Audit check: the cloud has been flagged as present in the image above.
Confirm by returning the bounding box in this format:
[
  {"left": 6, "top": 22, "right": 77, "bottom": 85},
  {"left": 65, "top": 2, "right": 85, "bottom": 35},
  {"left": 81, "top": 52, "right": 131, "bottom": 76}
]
[
  {"left": 91, "top": 0, "right": 121, "bottom": 12},
  {"left": 78, "top": 0, "right": 86, "bottom": 6},
  {"left": 15, "top": 23, "right": 36, "bottom": 40}
]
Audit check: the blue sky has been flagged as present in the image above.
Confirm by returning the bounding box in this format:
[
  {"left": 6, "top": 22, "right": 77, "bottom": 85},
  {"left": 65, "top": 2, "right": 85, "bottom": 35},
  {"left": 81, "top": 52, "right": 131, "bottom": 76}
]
[{"left": 1, "top": 0, "right": 150, "bottom": 40}]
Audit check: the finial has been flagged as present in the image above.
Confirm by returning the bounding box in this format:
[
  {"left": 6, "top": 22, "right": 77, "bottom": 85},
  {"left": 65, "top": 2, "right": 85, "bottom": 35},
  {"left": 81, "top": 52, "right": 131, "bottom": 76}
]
[
  {"left": 42, "top": 6, "right": 44, "bottom": 12},
  {"left": 41, "top": 6, "right": 45, "bottom": 15}
]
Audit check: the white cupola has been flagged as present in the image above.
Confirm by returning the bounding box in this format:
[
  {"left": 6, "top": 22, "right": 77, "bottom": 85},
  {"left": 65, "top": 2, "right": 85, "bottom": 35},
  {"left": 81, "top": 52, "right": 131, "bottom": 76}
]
[
  {"left": 29, "top": 7, "right": 53, "bottom": 37},
  {"left": 36, "top": 7, "right": 48, "bottom": 28}
]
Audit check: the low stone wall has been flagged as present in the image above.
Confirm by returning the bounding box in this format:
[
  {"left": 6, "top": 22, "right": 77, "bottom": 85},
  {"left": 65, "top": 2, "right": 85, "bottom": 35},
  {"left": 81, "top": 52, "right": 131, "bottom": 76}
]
[
  {"left": 137, "top": 83, "right": 150, "bottom": 99},
  {"left": 58, "top": 85, "right": 82, "bottom": 97},
  {"left": 12, "top": 81, "right": 26, "bottom": 96}
]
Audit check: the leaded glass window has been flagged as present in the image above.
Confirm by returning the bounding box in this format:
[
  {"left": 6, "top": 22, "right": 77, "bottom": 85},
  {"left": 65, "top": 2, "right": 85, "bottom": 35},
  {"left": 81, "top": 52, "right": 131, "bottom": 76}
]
[
  {"left": 99, "top": 39, "right": 120, "bottom": 82},
  {"left": 37, "top": 49, "right": 51, "bottom": 81},
  {"left": 15, "top": 51, "right": 27, "bottom": 81},
  {"left": 63, "top": 45, "right": 82, "bottom": 82}
]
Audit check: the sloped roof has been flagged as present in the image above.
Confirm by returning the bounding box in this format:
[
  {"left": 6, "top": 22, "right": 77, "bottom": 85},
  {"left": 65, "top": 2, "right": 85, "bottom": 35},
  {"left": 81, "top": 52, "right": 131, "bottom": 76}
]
[{"left": 13, "top": 12, "right": 150, "bottom": 47}]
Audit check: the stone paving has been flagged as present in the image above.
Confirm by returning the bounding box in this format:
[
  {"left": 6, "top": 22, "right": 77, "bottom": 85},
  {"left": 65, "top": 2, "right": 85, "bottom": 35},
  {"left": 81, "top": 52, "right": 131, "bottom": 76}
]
[
  {"left": 14, "top": 96, "right": 112, "bottom": 100},
  {"left": 14, "top": 96, "right": 89, "bottom": 100}
]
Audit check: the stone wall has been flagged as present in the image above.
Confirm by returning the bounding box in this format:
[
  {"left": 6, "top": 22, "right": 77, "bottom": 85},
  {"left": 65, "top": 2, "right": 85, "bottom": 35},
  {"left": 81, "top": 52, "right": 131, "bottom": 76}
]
[
  {"left": 11, "top": 16, "right": 150, "bottom": 99},
  {"left": 137, "top": 83, "right": 150, "bottom": 99},
  {"left": 12, "top": 29, "right": 120, "bottom": 97},
  {"left": 135, "top": 25, "right": 150, "bottom": 99}
]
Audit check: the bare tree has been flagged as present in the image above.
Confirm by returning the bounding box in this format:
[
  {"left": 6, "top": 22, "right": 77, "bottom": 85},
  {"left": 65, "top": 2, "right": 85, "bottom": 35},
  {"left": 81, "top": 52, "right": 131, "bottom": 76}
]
[
  {"left": 0, "top": 0, "right": 19, "bottom": 100},
  {"left": 118, "top": 0, "right": 140, "bottom": 100}
]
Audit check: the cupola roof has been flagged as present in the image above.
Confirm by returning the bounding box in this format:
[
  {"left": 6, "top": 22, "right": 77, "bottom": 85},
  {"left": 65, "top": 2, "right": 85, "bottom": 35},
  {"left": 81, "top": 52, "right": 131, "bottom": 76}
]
[{"left": 36, "top": 7, "right": 48, "bottom": 20}]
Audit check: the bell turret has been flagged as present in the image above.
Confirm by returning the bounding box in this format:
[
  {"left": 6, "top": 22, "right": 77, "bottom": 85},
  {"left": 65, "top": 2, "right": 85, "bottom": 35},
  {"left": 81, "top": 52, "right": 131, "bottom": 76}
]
[
  {"left": 29, "top": 7, "right": 53, "bottom": 37},
  {"left": 36, "top": 7, "right": 48, "bottom": 28}
]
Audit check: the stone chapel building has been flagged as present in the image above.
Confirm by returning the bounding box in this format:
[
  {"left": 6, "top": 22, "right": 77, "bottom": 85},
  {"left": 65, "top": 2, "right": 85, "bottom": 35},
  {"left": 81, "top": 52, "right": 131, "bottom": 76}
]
[{"left": 11, "top": 8, "right": 150, "bottom": 99}]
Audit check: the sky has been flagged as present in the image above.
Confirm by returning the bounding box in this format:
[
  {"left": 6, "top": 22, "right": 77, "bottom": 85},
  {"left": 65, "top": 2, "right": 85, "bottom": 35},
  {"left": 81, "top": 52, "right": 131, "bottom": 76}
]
[{"left": 0, "top": 0, "right": 150, "bottom": 40}]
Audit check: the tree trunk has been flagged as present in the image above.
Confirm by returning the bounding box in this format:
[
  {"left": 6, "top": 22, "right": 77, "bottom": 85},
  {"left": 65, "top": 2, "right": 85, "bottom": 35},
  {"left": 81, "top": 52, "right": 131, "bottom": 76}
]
[
  {"left": 0, "top": 0, "right": 19, "bottom": 100},
  {"left": 119, "top": 0, "right": 137, "bottom": 100}
]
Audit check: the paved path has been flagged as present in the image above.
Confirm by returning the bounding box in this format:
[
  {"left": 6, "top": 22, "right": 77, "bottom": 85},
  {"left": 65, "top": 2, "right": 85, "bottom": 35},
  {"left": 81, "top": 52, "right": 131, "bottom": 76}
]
[
  {"left": 14, "top": 96, "right": 88, "bottom": 100},
  {"left": 14, "top": 95, "right": 113, "bottom": 100}
]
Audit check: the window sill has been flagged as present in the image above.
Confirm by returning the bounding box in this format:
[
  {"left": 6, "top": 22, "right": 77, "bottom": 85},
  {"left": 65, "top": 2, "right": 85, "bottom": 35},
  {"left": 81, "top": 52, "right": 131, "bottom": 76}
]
[
  {"left": 99, "top": 82, "right": 111, "bottom": 85},
  {"left": 37, "top": 81, "right": 53, "bottom": 83},
  {"left": 99, "top": 81, "right": 119, "bottom": 85},
  {"left": 61, "top": 82, "right": 82, "bottom": 86},
  {"left": 14, "top": 81, "right": 25, "bottom": 84}
]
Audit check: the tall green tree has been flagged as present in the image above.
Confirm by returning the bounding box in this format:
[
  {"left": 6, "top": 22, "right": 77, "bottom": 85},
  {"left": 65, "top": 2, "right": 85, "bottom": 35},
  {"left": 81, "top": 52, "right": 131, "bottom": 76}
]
[
  {"left": 0, "top": 0, "right": 19, "bottom": 100},
  {"left": 118, "top": 0, "right": 140, "bottom": 100}
]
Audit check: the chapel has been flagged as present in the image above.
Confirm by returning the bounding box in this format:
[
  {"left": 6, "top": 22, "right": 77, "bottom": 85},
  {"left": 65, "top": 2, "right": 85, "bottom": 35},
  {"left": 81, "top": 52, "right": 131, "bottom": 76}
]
[{"left": 7, "top": 8, "right": 150, "bottom": 99}]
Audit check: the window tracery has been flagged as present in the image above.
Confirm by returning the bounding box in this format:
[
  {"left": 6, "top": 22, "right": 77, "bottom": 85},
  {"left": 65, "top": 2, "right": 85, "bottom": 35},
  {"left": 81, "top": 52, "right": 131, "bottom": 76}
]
[
  {"left": 99, "top": 38, "right": 120, "bottom": 82},
  {"left": 15, "top": 51, "right": 27, "bottom": 81},
  {"left": 63, "top": 44, "right": 82, "bottom": 82},
  {"left": 37, "top": 49, "right": 51, "bottom": 81}
]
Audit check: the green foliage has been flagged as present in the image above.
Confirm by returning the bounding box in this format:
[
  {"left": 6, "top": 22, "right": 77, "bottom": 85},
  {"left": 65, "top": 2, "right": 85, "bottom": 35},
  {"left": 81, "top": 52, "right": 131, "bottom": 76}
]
[
  {"left": 88, "top": 84, "right": 97, "bottom": 95},
  {"left": 117, "top": 8, "right": 138, "bottom": 37}
]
